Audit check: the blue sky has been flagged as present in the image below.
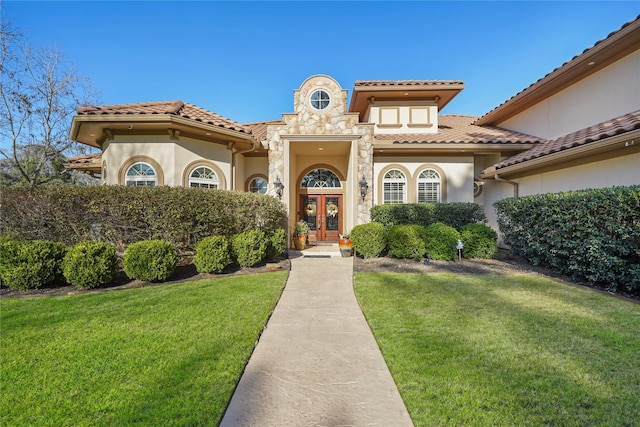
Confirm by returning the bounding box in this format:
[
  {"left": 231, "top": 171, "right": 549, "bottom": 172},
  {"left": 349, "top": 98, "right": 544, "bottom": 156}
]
[{"left": 4, "top": 1, "right": 639, "bottom": 124}]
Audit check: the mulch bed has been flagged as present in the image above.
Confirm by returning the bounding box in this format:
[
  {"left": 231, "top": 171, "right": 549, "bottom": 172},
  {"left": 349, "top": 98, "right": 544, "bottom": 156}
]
[{"left": 2, "top": 250, "right": 637, "bottom": 302}]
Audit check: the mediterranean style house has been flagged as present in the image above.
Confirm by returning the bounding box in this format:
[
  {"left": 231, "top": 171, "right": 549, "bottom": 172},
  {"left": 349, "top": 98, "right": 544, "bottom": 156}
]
[{"left": 67, "top": 15, "right": 640, "bottom": 246}]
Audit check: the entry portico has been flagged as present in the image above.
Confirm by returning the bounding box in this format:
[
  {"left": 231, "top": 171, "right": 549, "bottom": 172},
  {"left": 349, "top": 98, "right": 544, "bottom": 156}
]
[{"left": 265, "top": 75, "right": 374, "bottom": 239}]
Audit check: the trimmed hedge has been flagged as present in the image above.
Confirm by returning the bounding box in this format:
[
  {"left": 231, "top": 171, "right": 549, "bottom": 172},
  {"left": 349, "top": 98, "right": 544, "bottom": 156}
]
[
  {"left": 62, "top": 241, "right": 118, "bottom": 289},
  {"left": 460, "top": 223, "right": 498, "bottom": 259},
  {"left": 424, "top": 223, "right": 460, "bottom": 261},
  {"left": 0, "top": 186, "right": 287, "bottom": 250},
  {"left": 0, "top": 240, "right": 66, "bottom": 290},
  {"left": 231, "top": 229, "right": 268, "bottom": 268},
  {"left": 388, "top": 225, "right": 427, "bottom": 260},
  {"left": 371, "top": 202, "right": 485, "bottom": 230},
  {"left": 350, "top": 222, "right": 388, "bottom": 258},
  {"left": 494, "top": 185, "right": 640, "bottom": 292},
  {"left": 123, "top": 240, "right": 178, "bottom": 282},
  {"left": 193, "top": 236, "right": 231, "bottom": 274}
]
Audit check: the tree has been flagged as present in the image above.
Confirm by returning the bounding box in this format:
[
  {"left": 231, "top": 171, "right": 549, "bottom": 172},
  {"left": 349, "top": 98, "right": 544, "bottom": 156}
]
[{"left": 0, "top": 20, "right": 98, "bottom": 187}]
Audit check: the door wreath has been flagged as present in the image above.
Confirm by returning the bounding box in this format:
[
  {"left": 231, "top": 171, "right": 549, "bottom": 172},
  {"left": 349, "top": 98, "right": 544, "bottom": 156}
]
[{"left": 326, "top": 203, "right": 338, "bottom": 217}]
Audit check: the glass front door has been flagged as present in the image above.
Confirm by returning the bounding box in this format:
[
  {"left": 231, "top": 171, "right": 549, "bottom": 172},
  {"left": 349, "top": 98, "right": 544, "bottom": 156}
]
[{"left": 301, "top": 194, "right": 342, "bottom": 242}]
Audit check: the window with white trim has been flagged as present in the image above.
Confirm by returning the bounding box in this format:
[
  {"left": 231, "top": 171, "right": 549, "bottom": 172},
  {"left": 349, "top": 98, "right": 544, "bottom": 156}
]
[
  {"left": 300, "top": 168, "right": 342, "bottom": 188},
  {"left": 249, "top": 177, "right": 268, "bottom": 194},
  {"left": 383, "top": 169, "right": 407, "bottom": 204},
  {"left": 125, "top": 162, "right": 156, "bottom": 186},
  {"left": 417, "top": 169, "right": 441, "bottom": 203},
  {"left": 189, "top": 166, "right": 219, "bottom": 189},
  {"left": 310, "top": 90, "right": 330, "bottom": 110}
]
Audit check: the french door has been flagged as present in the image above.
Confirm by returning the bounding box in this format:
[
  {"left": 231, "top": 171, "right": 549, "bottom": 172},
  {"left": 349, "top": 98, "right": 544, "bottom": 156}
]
[{"left": 301, "top": 194, "right": 342, "bottom": 242}]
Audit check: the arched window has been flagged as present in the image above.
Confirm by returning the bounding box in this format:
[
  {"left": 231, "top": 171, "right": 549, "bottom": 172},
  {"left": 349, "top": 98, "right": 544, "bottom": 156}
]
[
  {"left": 189, "top": 166, "right": 219, "bottom": 189},
  {"left": 125, "top": 162, "right": 156, "bottom": 186},
  {"left": 417, "top": 169, "right": 441, "bottom": 203},
  {"left": 300, "top": 168, "right": 342, "bottom": 188},
  {"left": 383, "top": 169, "right": 406, "bottom": 204},
  {"left": 249, "top": 177, "right": 268, "bottom": 194}
]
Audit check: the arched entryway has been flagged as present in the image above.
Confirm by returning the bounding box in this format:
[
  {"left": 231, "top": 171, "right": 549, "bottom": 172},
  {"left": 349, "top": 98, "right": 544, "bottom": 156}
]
[{"left": 298, "top": 167, "right": 344, "bottom": 243}]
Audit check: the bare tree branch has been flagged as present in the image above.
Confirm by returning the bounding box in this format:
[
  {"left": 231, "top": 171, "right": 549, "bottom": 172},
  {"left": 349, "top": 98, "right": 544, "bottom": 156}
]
[{"left": 0, "top": 18, "right": 99, "bottom": 187}]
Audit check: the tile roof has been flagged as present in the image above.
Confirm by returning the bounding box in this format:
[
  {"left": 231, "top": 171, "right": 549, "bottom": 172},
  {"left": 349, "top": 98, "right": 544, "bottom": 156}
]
[
  {"left": 355, "top": 80, "right": 464, "bottom": 87},
  {"left": 476, "top": 15, "right": 640, "bottom": 125},
  {"left": 244, "top": 120, "right": 283, "bottom": 142},
  {"left": 374, "top": 115, "right": 544, "bottom": 144},
  {"left": 65, "top": 153, "right": 102, "bottom": 165},
  {"left": 494, "top": 110, "right": 640, "bottom": 169},
  {"left": 77, "top": 101, "right": 250, "bottom": 134}
]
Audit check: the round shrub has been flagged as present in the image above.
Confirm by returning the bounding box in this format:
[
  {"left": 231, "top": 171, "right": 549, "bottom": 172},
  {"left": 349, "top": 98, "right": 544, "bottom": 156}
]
[
  {"left": 123, "top": 240, "right": 178, "bottom": 282},
  {"left": 231, "top": 229, "right": 268, "bottom": 267},
  {"left": 62, "top": 241, "right": 118, "bottom": 289},
  {"left": 266, "top": 228, "right": 287, "bottom": 259},
  {"left": 0, "top": 240, "right": 66, "bottom": 290},
  {"left": 424, "top": 222, "right": 461, "bottom": 261},
  {"left": 388, "top": 225, "right": 427, "bottom": 260},
  {"left": 351, "top": 222, "right": 388, "bottom": 258},
  {"left": 460, "top": 223, "right": 498, "bottom": 259},
  {"left": 194, "top": 236, "right": 231, "bottom": 274}
]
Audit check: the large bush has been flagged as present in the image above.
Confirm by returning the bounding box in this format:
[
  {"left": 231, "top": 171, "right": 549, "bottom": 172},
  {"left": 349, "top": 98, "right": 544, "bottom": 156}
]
[
  {"left": 350, "top": 222, "right": 388, "bottom": 258},
  {"left": 266, "top": 228, "right": 287, "bottom": 259},
  {"left": 460, "top": 223, "right": 498, "bottom": 259},
  {"left": 494, "top": 185, "right": 640, "bottom": 292},
  {"left": 231, "top": 229, "right": 268, "bottom": 268},
  {"left": 0, "top": 186, "right": 287, "bottom": 250},
  {"left": 371, "top": 202, "right": 485, "bottom": 229},
  {"left": 387, "top": 225, "right": 427, "bottom": 260},
  {"left": 62, "top": 241, "right": 118, "bottom": 289},
  {"left": 123, "top": 240, "right": 178, "bottom": 282},
  {"left": 193, "top": 236, "right": 231, "bottom": 274},
  {"left": 423, "top": 223, "right": 460, "bottom": 261},
  {"left": 0, "top": 240, "right": 66, "bottom": 290}
]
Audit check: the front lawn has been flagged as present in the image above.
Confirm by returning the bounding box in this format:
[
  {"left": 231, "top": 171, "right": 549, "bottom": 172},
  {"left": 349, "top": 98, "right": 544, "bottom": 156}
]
[
  {"left": 0, "top": 272, "right": 287, "bottom": 426},
  {"left": 354, "top": 272, "right": 640, "bottom": 426}
]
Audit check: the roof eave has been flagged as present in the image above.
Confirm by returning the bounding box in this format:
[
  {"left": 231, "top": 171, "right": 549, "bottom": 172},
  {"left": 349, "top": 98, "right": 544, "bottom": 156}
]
[
  {"left": 482, "top": 130, "right": 640, "bottom": 178},
  {"left": 476, "top": 17, "right": 640, "bottom": 126},
  {"left": 348, "top": 83, "right": 466, "bottom": 119},
  {"left": 71, "top": 114, "right": 256, "bottom": 149}
]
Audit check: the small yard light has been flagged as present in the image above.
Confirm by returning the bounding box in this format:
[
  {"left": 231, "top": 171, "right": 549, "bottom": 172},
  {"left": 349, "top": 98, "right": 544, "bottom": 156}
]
[
  {"left": 358, "top": 175, "right": 368, "bottom": 201},
  {"left": 274, "top": 176, "right": 284, "bottom": 199},
  {"left": 456, "top": 239, "right": 464, "bottom": 262}
]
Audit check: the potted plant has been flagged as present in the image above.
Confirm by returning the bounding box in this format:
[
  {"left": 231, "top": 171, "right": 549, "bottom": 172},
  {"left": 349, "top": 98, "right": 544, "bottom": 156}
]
[
  {"left": 293, "top": 220, "right": 309, "bottom": 250},
  {"left": 339, "top": 232, "right": 353, "bottom": 257}
]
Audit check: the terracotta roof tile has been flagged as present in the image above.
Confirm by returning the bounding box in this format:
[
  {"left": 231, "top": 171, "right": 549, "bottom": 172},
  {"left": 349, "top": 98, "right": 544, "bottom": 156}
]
[
  {"left": 374, "top": 115, "right": 543, "bottom": 144},
  {"left": 495, "top": 110, "right": 640, "bottom": 169},
  {"left": 244, "top": 120, "right": 283, "bottom": 142},
  {"left": 77, "top": 101, "right": 250, "bottom": 134},
  {"left": 355, "top": 80, "right": 464, "bottom": 87},
  {"left": 65, "top": 153, "right": 102, "bottom": 165}
]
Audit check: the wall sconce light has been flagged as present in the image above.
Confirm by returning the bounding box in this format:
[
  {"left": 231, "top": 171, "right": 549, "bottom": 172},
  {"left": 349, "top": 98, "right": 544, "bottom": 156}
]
[
  {"left": 274, "top": 176, "right": 284, "bottom": 198},
  {"left": 358, "top": 175, "right": 368, "bottom": 201}
]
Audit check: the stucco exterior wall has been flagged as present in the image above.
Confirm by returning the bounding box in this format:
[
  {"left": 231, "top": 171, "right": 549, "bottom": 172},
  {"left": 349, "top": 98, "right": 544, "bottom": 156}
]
[
  {"left": 516, "top": 152, "right": 640, "bottom": 196},
  {"left": 373, "top": 156, "right": 474, "bottom": 204},
  {"left": 369, "top": 100, "right": 438, "bottom": 135},
  {"left": 104, "top": 135, "right": 232, "bottom": 188},
  {"left": 242, "top": 157, "right": 268, "bottom": 190},
  {"left": 499, "top": 50, "right": 640, "bottom": 139}
]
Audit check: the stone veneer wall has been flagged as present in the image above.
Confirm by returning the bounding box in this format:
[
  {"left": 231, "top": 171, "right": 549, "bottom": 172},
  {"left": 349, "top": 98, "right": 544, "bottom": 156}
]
[{"left": 266, "top": 75, "right": 374, "bottom": 225}]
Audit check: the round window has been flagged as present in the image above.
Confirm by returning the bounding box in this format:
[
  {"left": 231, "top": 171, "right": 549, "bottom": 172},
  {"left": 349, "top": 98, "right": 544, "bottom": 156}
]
[{"left": 310, "top": 90, "right": 330, "bottom": 110}]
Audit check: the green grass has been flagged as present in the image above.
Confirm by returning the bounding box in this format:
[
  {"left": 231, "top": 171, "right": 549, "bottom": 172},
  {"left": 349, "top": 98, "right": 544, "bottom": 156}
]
[
  {"left": 0, "top": 272, "right": 287, "bottom": 426},
  {"left": 354, "top": 272, "right": 640, "bottom": 427}
]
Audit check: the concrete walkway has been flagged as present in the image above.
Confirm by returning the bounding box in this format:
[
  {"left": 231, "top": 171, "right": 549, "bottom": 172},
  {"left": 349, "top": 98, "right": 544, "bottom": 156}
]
[{"left": 220, "top": 245, "right": 414, "bottom": 426}]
